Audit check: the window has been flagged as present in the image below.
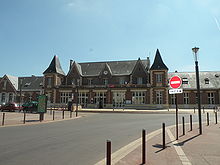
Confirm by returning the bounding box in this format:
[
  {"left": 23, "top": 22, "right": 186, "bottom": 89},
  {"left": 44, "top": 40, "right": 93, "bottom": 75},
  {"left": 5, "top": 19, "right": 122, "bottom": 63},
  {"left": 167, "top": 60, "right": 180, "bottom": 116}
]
[
  {"left": 60, "top": 92, "right": 72, "bottom": 103},
  {"left": 88, "top": 79, "right": 93, "bottom": 85},
  {"left": 208, "top": 93, "right": 215, "bottom": 104},
  {"left": 104, "top": 79, "right": 108, "bottom": 85},
  {"left": 195, "top": 93, "right": 198, "bottom": 104},
  {"left": 205, "top": 78, "right": 209, "bottom": 84},
  {"left": 1, "top": 93, "right": 5, "bottom": 102},
  {"left": 78, "top": 92, "right": 88, "bottom": 107},
  {"left": 156, "top": 74, "right": 162, "bottom": 83},
  {"left": 137, "top": 77, "right": 143, "bottom": 84},
  {"left": 171, "top": 94, "right": 176, "bottom": 105},
  {"left": 9, "top": 93, "right": 13, "bottom": 102},
  {"left": 182, "top": 78, "right": 188, "bottom": 84},
  {"left": 119, "top": 77, "right": 125, "bottom": 85},
  {"left": 3, "top": 80, "right": 7, "bottom": 90},
  {"left": 94, "top": 92, "right": 107, "bottom": 106},
  {"left": 48, "top": 77, "right": 52, "bottom": 86},
  {"left": 183, "top": 93, "right": 189, "bottom": 104},
  {"left": 71, "top": 79, "right": 75, "bottom": 85},
  {"left": 132, "top": 91, "right": 145, "bottom": 104},
  {"left": 156, "top": 91, "right": 163, "bottom": 104}
]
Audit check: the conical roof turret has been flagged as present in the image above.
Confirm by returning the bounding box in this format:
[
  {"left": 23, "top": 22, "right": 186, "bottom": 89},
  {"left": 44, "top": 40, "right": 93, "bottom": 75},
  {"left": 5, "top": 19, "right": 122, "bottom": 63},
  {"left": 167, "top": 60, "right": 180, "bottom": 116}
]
[
  {"left": 150, "top": 49, "right": 168, "bottom": 70},
  {"left": 43, "top": 55, "right": 65, "bottom": 75}
]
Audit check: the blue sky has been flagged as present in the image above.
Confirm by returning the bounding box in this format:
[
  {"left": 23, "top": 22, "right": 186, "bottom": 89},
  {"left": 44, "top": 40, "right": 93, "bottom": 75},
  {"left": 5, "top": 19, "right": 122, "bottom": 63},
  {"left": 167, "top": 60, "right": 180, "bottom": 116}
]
[{"left": 0, "top": 0, "right": 220, "bottom": 76}]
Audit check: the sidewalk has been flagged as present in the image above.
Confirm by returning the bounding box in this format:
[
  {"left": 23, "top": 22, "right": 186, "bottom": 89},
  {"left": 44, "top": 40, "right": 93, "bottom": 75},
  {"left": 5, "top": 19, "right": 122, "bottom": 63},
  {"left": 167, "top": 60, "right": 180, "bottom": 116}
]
[
  {"left": 116, "top": 122, "right": 220, "bottom": 165},
  {"left": 0, "top": 110, "right": 80, "bottom": 127},
  {"left": 79, "top": 108, "right": 215, "bottom": 114}
]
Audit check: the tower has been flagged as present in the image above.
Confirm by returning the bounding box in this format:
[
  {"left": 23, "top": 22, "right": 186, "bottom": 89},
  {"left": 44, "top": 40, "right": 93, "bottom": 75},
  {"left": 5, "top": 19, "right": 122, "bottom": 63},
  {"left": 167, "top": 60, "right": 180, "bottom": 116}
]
[
  {"left": 150, "top": 49, "right": 168, "bottom": 108},
  {"left": 43, "top": 55, "right": 65, "bottom": 104}
]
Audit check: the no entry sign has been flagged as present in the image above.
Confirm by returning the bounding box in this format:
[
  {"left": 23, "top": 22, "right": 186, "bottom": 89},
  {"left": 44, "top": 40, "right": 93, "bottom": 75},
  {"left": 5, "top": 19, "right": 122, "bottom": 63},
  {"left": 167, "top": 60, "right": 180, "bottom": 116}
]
[{"left": 169, "top": 76, "right": 182, "bottom": 89}]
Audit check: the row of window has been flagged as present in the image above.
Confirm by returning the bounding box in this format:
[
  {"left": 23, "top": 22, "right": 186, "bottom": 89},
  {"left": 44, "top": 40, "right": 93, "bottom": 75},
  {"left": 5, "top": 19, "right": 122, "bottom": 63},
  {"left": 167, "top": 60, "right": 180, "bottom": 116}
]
[
  {"left": 182, "top": 78, "right": 210, "bottom": 85},
  {"left": 59, "top": 91, "right": 163, "bottom": 104},
  {"left": 0, "top": 93, "right": 15, "bottom": 103},
  {"left": 171, "top": 92, "right": 215, "bottom": 104}
]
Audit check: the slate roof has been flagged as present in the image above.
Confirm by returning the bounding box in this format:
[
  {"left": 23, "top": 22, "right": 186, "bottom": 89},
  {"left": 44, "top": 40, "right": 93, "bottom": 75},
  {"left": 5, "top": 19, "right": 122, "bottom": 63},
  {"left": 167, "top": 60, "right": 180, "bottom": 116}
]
[
  {"left": 43, "top": 56, "right": 65, "bottom": 75},
  {"left": 150, "top": 49, "right": 168, "bottom": 70},
  {"left": 78, "top": 60, "right": 148, "bottom": 76},
  {"left": 6, "top": 75, "right": 18, "bottom": 90},
  {"left": 18, "top": 76, "right": 43, "bottom": 91},
  {"left": 168, "top": 71, "right": 220, "bottom": 89}
]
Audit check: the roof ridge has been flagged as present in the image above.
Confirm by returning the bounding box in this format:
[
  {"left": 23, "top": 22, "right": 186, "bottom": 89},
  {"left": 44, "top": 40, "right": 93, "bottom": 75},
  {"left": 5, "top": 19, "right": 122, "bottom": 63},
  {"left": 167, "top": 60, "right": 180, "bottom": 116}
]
[{"left": 79, "top": 59, "right": 147, "bottom": 64}]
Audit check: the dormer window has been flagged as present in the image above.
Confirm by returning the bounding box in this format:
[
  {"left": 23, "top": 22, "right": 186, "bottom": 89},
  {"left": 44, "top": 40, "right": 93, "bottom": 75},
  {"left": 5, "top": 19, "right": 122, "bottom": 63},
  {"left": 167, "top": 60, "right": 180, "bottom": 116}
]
[
  {"left": 24, "top": 82, "right": 31, "bottom": 87},
  {"left": 104, "top": 79, "right": 108, "bottom": 85},
  {"left": 182, "top": 78, "right": 188, "bottom": 84},
  {"left": 205, "top": 78, "right": 209, "bottom": 84},
  {"left": 119, "top": 77, "right": 125, "bottom": 85},
  {"left": 137, "top": 77, "right": 143, "bottom": 84},
  {"left": 88, "top": 79, "right": 93, "bottom": 85}
]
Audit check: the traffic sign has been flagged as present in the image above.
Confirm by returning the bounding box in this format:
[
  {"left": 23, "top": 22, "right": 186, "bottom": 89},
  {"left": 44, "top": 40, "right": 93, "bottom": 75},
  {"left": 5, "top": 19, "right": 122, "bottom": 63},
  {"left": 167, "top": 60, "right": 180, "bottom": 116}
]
[
  {"left": 169, "top": 88, "right": 183, "bottom": 94},
  {"left": 169, "top": 76, "right": 182, "bottom": 89}
]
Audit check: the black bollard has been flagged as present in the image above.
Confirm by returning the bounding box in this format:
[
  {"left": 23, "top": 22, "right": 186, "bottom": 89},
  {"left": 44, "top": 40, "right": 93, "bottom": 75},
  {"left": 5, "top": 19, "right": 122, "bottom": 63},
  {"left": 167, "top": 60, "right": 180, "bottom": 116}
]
[
  {"left": 2, "top": 113, "right": 5, "bottom": 126},
  {"left": 106, "top": 140, "right": 111, "bottom": 165},
  {"left": 207, "top": 112, "right": 209, "bottom": 126},
  {"left": 70, "top": 111, "right": 72, "bottom": 118},
  {"left": 53, "top": 111, "right": 55, "bottom": 120},
  {"left": 215, "top": 111, "right": 217, "bottom": 124},
  {"left": 23, "top": 112, "right": 26, "bottom": 124},
  {"left": 190, "top": 115, "right": 192, "bottom": 131},
  {"left": 62, "top": 110, "right": 65, "bottom": 119},
  {"left": 162, "top": 123, "right": 165, "bottom": 149},
  {"left": 182, "top": 117, "right": 185, "bottom": 135},
  {"left": 142, "top": 129, "right": 146, "bottom": 164}
]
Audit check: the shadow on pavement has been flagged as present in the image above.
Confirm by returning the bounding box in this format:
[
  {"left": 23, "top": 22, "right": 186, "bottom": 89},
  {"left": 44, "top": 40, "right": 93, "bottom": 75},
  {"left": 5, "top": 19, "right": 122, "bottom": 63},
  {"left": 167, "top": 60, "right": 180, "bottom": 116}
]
[
  {"left": 175, "top": 134, "right": 200, "bottom": 146},
  {"left": 152, "top": 144, "right": 171, "bottom": 153}
]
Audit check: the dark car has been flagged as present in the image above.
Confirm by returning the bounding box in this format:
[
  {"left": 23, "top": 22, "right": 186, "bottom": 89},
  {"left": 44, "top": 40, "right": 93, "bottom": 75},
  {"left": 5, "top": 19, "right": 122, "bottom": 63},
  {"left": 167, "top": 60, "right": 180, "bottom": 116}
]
[
  {"left": 0, "top": 103, "right": 6, "bottom": 111},
  {"left": 22, "top": 101, "right": 38, "bottom": 113},
  {"left": 1, "top": 102, "right": 19, "bottom": 112}
]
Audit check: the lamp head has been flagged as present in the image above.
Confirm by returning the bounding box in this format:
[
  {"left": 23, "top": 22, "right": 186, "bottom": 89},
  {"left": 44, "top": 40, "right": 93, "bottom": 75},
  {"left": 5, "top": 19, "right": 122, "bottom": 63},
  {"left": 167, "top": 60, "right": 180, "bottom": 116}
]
[
  {"left": 192, "top": 47, "right": 199, "bottom": 53},
  {"left": 192, "top": 47, "right": 199, "bottom": 62}
]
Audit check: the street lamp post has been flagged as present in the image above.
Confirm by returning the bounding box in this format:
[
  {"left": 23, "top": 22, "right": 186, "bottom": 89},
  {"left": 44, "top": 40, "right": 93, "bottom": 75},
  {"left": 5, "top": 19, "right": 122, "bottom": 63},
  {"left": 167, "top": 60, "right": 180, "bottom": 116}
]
[
  {"left": 19, "top": 79, "right": 23, "bottom": 112},
  {"left": 75, "top": 79, "right": 79, "bottom": 117},
  {"left": 192, "top": 47, "right": 202, "bottom": 135}
]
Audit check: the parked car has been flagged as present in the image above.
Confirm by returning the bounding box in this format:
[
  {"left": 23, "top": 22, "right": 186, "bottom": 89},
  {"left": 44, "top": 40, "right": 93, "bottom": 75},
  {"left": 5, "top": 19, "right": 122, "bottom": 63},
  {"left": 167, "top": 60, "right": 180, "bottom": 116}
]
[
  {"left": 1, "top": 102, "right": 19, "bottom": 112},
  {"left": 22, "top": 101, "right": 38, "bottom": 113},
  {"left": 0, "top": 103, "right": 6, "bottom": 110}
]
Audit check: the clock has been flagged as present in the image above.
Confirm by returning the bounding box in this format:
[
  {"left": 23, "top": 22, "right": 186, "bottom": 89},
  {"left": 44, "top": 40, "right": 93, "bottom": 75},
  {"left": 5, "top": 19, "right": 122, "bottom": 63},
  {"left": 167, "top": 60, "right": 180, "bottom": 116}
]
[{"left": 103, "top": 71, "right": 108, "bottom": 75}]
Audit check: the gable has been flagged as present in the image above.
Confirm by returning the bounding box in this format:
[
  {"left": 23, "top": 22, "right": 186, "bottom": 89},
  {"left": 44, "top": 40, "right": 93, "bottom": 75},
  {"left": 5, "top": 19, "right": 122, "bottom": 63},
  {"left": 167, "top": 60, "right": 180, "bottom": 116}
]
[
  {"left": 0, "top": 75, "right": 17, "bottom": 93},
  {"left": 132, "top": 60, "right": 148, "bottom": 77},
  {"left": 66, "top": 63, "right": 82, "bottom": 85}
]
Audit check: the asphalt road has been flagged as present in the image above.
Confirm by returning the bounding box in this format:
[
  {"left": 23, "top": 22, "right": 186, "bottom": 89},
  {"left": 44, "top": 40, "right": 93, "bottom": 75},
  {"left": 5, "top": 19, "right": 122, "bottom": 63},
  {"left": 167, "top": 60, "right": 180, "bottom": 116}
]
[{"left": 0, "top": 112, "right": 198, "bottom": 165}]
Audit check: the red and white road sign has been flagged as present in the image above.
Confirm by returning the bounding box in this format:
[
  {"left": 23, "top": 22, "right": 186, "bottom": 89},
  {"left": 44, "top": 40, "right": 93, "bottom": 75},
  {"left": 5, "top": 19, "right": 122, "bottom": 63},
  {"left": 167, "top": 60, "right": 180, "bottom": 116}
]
[{"left": 169, "top": 76, "right": 182, "bottom": 89}]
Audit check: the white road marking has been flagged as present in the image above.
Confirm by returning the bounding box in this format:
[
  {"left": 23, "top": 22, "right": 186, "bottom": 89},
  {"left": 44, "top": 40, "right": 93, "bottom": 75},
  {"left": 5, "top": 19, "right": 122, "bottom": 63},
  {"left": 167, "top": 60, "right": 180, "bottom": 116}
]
[{"left": 167, "top": 128, "right": 192, "bottom": 165}]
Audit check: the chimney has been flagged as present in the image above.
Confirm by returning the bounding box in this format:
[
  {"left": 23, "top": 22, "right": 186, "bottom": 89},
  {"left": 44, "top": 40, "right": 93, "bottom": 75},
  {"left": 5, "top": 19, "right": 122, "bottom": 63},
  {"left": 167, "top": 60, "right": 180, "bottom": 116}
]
[
  {"left": 69, "top": 60, "right": 73, "bottom": 70},
  {"left": 146, "top": 57, "right": 150, "bottom": 70}
]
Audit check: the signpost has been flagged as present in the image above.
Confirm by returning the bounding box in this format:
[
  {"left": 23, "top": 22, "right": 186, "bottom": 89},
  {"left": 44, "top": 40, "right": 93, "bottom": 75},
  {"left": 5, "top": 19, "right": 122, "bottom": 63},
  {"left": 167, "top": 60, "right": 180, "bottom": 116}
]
[
  {"left": 38, "top": 95, "right": 47, "bottom": 121},
  {"left": 169, "top": 76, "right": 183, "bottom": 140}
]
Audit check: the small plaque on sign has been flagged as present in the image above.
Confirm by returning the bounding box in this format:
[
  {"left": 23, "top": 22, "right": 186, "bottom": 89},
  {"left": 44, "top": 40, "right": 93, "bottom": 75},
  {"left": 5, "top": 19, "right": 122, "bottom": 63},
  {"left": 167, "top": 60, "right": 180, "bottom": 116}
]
[{"left": 169, "top": 88, "right": 183, "bottom": 94}]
